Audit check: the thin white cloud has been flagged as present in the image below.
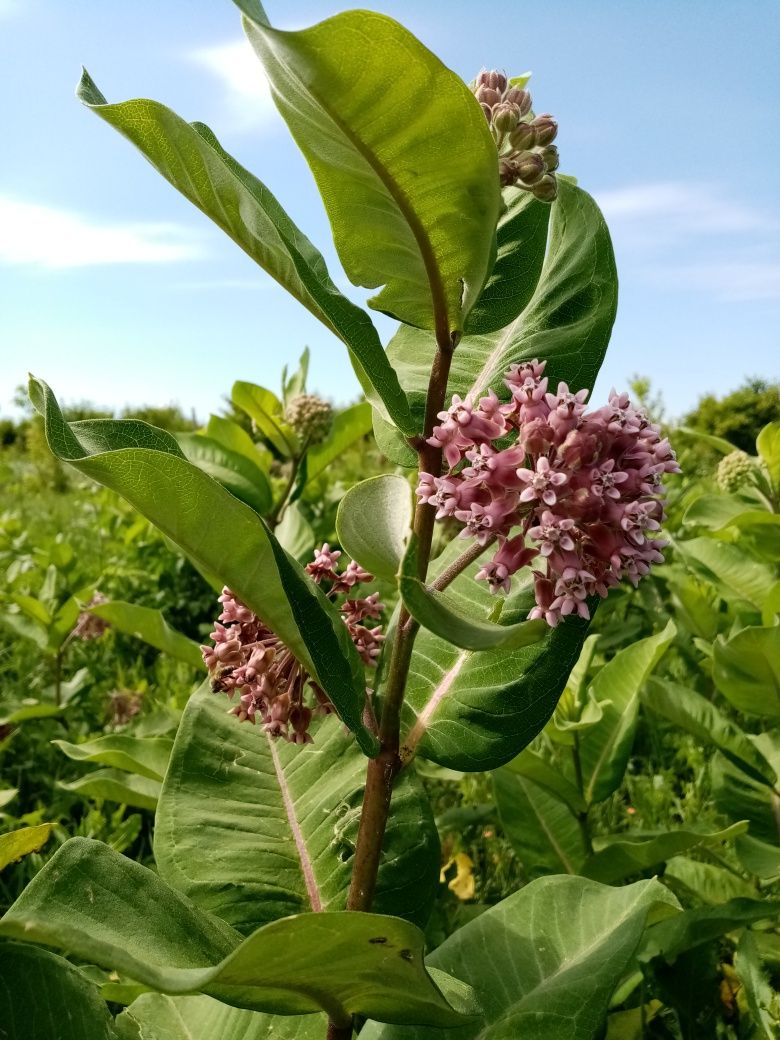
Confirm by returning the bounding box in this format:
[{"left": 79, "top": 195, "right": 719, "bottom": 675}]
[
  {"left": 596, "top": 182, "right": 767, "bottom": 242},
  {"left": 190, "top": 40, "right": 277, "bottom": 133},
  {"left": 0, "top": 197, "right": 206, "bottom": 269},
  {"left": 594, "top": 181, "right": 780, "bottom": 302}
]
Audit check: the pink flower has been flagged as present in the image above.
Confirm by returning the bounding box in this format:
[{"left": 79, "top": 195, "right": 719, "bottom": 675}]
[
  {"left": 517, "top": 456, "right": 568, "bottom": 505},
  {"left": 528, "top": 510, "right": 576, "bottom": 556}
]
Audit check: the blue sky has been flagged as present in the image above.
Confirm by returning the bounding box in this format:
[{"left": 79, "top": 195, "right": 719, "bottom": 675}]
[{"left": 1, "top": 0, "right": 778, "bottom": 422}]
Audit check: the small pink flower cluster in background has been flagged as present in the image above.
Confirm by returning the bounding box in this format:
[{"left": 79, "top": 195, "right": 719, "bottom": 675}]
[
  {"left": 417, "top": 359, "right": 679, "bottom": 627},
  {"left": 201, "top": 546, "right": 383, "bottom": 743},
  {"left": 72, "top": 591, "right": 110, "bottom": 640}
]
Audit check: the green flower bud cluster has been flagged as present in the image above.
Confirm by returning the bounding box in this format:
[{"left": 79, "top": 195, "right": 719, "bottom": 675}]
[
  {"left": 472, "top": 70, "right": 559, "bottom": 202},
  {"left": 716, "top": 449, "right": 758, "bottom": 493},
  {"left": 284, "top": 393, "right": 333, "bottom": 446}
]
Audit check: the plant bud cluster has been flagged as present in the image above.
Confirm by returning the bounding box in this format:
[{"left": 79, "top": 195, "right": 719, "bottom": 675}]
[
  {"left": 417, "top": 359, "right": 680, "bottom": 626},
  {"left": 716, "top": 449, "right": 758, "bottom": 493},
  {"left": 472, "top": 69, "right": 559, "bottom": 201},
  {"left": 72, "top": 591, "right": 110, "bottom": 640},
  {"left": 284, "top": 393, "right": 333, "bottom": 446},
  {"left": 201, "top": 546, "right": 383, "bottom": 744}
]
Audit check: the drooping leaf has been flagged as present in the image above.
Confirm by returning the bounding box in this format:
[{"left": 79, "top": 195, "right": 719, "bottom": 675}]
[
  {"left": 493, "top": 767, "right": 586, "bottom": 875},
  {"left": 640, "top": 899, "right": 780, "bottom": 965},
  {"left": 59, "top": 769, "right": 161, "bottom": 811},
  {"left": 206, "top": 414, "right": 272, "bottom": 471},
  {"left": 578, "top": 621, "right": 676, "bottom": 805},
  {"left": 53, "top": 734, "right": 173, "bottom": 782},
  {"left": 0, "top": 838, "right": 466, "bottom": 1028},
  {"left": 236, "top": 1, "right": 500, "bottom": 335},
  {"left": 29, "top": 377, "right": 376, "bottom": 755},
  {"left": 336, "top": 475, "right": 413, "bottom": 583},
  {"left": 713, "top": 626, "right": 780, "bottom": 718},
  {"left": 231, "top": 381, "right": 296, "bottom": 458},
  {"left": 305, "top": 401, "right": 373, "bottom": 485},
  {"left": 77, "top": 72, "right": 412, "bottom": 434},
  {"left": 362, "top": 875, "right": 678, "bottom": 1040},
  {"left": 0, "top": 824, "right": 53, "bottom": 871},
  {"left": 683, "top": 494, "right": 779, "bottom": 533},
  {"left": 0, "top": 942, "right": 115, "bottom": 1040},
  {"left": 400, "top": 536, "right": 548, "bottom": 651},
  {"left": 155, "top": 686, "right": 439, "bottom": 933},
  {"left": 642, "top": 677, "right": 776, "bottom": 785},
  {"left": 87, "top": 599, "right": 203, "bottom": 669},
  {"left": 397, "top": 539, "right": 592, "bottom": 770},
  {"left": 581, "top": 822, "right": 747, "bottom": 885},
  {"left": 177, "top": 432, "right": 273, "bottom": 514},
  {"left": 377, "top": 179, "right": 617, "bottom": 463}
]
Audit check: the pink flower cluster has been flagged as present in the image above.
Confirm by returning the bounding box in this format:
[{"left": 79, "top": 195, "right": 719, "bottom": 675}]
[
  {"left": 416, "top": 359, "right": 679, "bottom": 626},
  {"left": 201, "top": 545, "right": 383, "bottom": 744}
]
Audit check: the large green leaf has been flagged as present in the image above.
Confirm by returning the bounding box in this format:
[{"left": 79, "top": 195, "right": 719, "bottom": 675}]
[
  {"left": 206, "top": 414, "right": 271, "bottom": 471},
  {"left": 336, "top": 475, "right": 413, "bottom": 583},
  {"left": 155, "top": 686, "right": 439, "bottom": 933},
  {"left": 642, "top": 678, "right": 776, "bottom": 786},
  {"left": 677, "top": 537, "right": 776, "bottom": 610},
  {"left": 377, "top": 179, "right": 617, "bottom": 462},
  {"left": 29, "top": 377, "right": 377, "bottom": 756},
  {"left": 578, "top": 622, "right": 676, "bottom": 805},
  {"left": 87, "top": 599, "right": 203, "bottom": 669},
  {"left": 116, "top": 993, "right": 324, "bottom": 1040},
  {"left": 177, "top": 432, "right": 272, "bottom": 514},
  {"left": 504, "top": 747, "right": 586, "bottom": 813},
  {"left": 397, "top": 539, "right": 592, "bottom": 770},
  {"left": 0, "top": 838, "right": 465, "bottom": 1028},
  {"left": 683, "top": 494, "right": 779, "bottom": 533},
  {"left": 362, "top": 876, "right": 678, "bottom": 1040},
  {"left": 236, "top": 2, "right": 500, "bottom": 336},
  {"left": 0, "top": 942, "right": 115, "bottom": 1040},
  {"left": 53, "top": 734, "right": 173, "bottom": 782},
  {"left": 77, "top": 71, "right": 413, "bottom": 434},
  {"left": 735, "top": 931, "right": 779, "bottom": 1039},
  {"left": 713, "top": 626, "right": 780, "bottom": 718},
  {"left": 581, "top": 823, "right": 747, "bottom": 885},
  {"left": 664, "top": 856, "right": 757, "bottom": 905},
  {"left": 493, "top": 767, "right": 586, "bottom": 875}
]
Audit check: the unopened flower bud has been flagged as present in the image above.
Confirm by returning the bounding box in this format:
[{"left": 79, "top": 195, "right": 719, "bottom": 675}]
[
  {"left": 716, "top": 450, "right": 756, "bottom": 492},
  {"left": 492, "top": 102, "right": 520, "bottom": 133},
  {"left": 531, "top": 174, "right": 558, "bottom": 202},
  {"left": 284, "top": 394, "right": 333, "bottom": 446},
  {"left": 474, "top": 84, "right": 502, "bottom": 110},
  {"left": 503, "top": 87, "right": 532, "bottom": 117},
  {"left": 539, "top": 145, "right": 560, "bottom": 172},
  {"left": 475, "top": 69, "right": 507, "bottom": 93},
  {"left": 531, "top": 114, "right": 558, "bottom": 146},
  {"left": 509, "top": 121, "right": 536, "bottom": 151},
  {"left": 514, "top": 152, "right": 545, "bottom": 186}
]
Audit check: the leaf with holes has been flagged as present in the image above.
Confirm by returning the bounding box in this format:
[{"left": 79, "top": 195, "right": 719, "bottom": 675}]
[
  {"left": 155, "top": 685, "right": 439, "bottom": 933},
  {"left": 0, "top": 838, "right": 467, "bottom": 1028}
]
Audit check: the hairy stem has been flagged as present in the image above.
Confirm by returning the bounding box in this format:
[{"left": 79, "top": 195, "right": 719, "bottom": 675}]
[
  {"left": 430, "top": 535, "right": 496, "bottom": 592},
  {"left": 346, "top": 334, "right": 456, "bottom": 916}
]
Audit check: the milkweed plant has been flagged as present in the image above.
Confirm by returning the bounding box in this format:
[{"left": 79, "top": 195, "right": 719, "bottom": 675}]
[{"left": 0, "top": 2, "right": 684, "bottom": 1038}]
